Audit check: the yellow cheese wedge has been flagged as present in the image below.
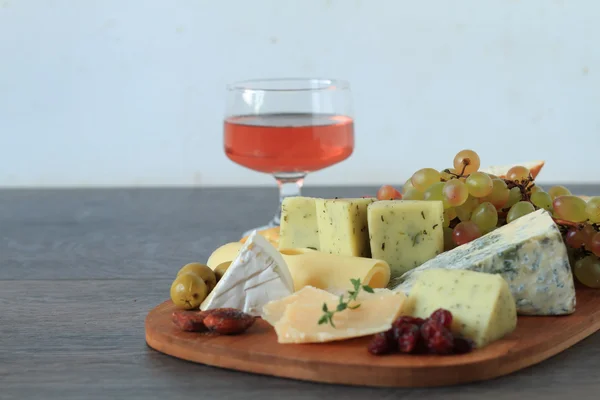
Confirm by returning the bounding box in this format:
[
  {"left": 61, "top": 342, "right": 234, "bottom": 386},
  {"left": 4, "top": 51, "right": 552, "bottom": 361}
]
[
  {"left": 279, "top": 248, "right": 390, "bottom": 292},
  {"left": 403, "top": 269, "right": 517, "bottom": 348},
  {"left": 263, "top": 286, "right": 406, "bottom": 344},
  {"left": 206, "top": 243, "right": 391, "bottom": 292}
]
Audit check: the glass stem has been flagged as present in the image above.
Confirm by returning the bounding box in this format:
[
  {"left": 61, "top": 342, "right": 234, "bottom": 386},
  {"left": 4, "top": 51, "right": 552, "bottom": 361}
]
[{"left": 270, "top": 174, "right": 305, "bottom": 226}]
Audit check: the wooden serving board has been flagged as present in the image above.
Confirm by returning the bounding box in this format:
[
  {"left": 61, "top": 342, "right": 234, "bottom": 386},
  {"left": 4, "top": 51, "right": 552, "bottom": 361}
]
[{"left": 145, "top": 286, "right": 600, "bottom": 388}]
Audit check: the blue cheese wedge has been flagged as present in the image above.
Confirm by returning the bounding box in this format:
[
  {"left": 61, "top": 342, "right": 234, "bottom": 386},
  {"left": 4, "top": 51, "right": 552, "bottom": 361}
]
[
  {"left": 279, "top": 196, "right": 320, "bottom": 250},
  {"left": 368, "top": 200, "right": 444, "bottom": 278},
  {"left": 393, "top": 209, "right": 576, "bottom": 316},
  {"left": 200, "top": 231, "right": 294, "bottom": 316},
  {"left": 316, "top": 198, "right": 376, "bottom": 257},
  {"left": 403, "top": 269, "right": 517, "bottom": 347}
]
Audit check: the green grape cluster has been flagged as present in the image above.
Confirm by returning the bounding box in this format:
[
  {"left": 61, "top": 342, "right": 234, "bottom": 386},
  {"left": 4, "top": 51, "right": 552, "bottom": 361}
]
[{"left": 375, "top": 149, "right": 600, "bottom": 289}]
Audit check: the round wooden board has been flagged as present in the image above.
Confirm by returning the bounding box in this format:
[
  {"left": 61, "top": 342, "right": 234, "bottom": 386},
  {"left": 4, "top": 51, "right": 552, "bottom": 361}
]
[{"left": 145, "top": 286, "right": 600, "bottom": 388}]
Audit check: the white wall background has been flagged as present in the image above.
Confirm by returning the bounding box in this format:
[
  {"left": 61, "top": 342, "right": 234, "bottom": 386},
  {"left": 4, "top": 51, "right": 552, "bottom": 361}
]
[{"left": 0, "top": 0, "right": 598, "bottom": 187}]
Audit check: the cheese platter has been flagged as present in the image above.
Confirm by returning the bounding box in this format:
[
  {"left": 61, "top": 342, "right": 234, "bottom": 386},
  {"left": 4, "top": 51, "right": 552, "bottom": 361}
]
[{"left": 145, "top": 151, "right": 600, "bottom": 387}]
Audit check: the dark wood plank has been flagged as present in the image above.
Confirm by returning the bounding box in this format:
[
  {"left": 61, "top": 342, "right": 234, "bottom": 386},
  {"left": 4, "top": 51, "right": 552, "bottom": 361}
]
[{"left": 3, "top": 280, "right": 600, "bottom": 400}]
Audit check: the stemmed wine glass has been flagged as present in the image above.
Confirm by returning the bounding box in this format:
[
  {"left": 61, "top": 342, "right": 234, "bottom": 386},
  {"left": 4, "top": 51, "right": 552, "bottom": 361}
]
[{"left": 223, "top": 78, "right": 355, "bottom": 236}]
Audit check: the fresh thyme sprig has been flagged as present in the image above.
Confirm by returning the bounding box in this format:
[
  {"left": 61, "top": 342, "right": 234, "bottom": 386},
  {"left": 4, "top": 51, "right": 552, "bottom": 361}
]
[{"left": 317, "top": 278, "right": 374, "bottom": 328}]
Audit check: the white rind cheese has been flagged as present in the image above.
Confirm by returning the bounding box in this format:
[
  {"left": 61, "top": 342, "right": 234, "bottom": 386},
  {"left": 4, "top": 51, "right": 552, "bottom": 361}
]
[
  {"left": 200, "top": 231, "right": 294, "bottom": 316},
  {"left": 392, "top": 209, "right": 576, "bottom": 316},
  {"left": 403, "top": 269, "right": 517, "bottom": 347}
]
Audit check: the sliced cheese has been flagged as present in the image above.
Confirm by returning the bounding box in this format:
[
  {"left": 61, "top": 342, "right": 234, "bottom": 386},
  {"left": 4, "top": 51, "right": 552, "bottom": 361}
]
[
  {"left": 200, "top": 231, "right": 294, "bottom": 316},
  {"left": 403, "top": 269, "right": 517, "bottom": 348},
  {"left": 368, "top": 200, "right": 444, "bottom": 278},
  {"left": 207, "top": 242, "right": 244, "bottom": 269},
  {"left": 279, "top": 196, "right": 320, "bottom": 250},
  {"left": 262, "top": 286, "right": 336, "bottom": 326},
  {"left": 280, "top": 248, "right": 390, "bottom": 292},
  {"left": 263, "top": 286, "right": 406, "bottom": 344},
  {"left": 316, "top": 197, "right": 376, "bottom": 257}
]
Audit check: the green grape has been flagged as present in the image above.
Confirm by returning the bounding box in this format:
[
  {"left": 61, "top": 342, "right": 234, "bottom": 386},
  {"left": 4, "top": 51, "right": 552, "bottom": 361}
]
[
  {"left": 423, "top": 182, "right": 450, "bottom": 208},
  {"left": 455, "top": 196, "right": 479, "bottom": 221},
  {"left": 443, "top": 226, "right": 457, "bottom": 251},
  {"left": 553, "top": 195, "right": 588, "bottom": 223},
  {"left": 503, "top": 187, "right": 522, "bottom": 210},
  {"left": 465, "top": 172, "right": 493, "bottom": 198},
  {"left": 530, "top": 191, "right": 553, "bottom": 211},
  {"left": 481, "top": 179, "right": 510, "bottom": 209},
  {"left": 548, "top": 185, "right": 571, "bottom": 200},
  {"left": 443, "top": 179, "right": 469, "bottom": 207},
  {"left": 471, "top": 202, "right": 498, "bottom": 233},
  {"left": 403, "top": 188, "right": 425, "bottom": 200},
  {"left": 452, "top": 221, "right": 482, "bottom": 245},
  {"left": 411, "top": 168, "right": 441, "bottom": 192},
  {"left": 403, "top": 178, "right": 415, "bottom": 194},
  {"left": 443, "top": 207, "right": 457, "bottom": 227},
  {"left": 530, "top": 185, "right": 543, "bottom": 194},
  {"left": 507, "top": 201, "right": 535, "bottom": 223},
  {"left": 453, "top": 149, "right": 480, "bottom": 175},
  {"left": 506, "top": 165, "right": 530, "bottom": 182},
  {"left": 574, "top": 256, "right": 600, "bottom": 288},
  {"left": 585, "top": 196, "right": 600, "bottom": 223}
]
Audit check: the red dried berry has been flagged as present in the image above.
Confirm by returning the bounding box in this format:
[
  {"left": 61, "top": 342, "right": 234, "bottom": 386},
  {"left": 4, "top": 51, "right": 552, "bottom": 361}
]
[
  {"left": 430, "top": 309, "right": 453, "bottom": 329},
  {"left": 394, "top": 316, "right": 426, "bottom": 327},
  {"left": 395, "top": 324, "right": 421, "bottom": 353},
  {"left": 427, "top": 327, "right": 454, "bottom": 354},
  {"left": 420, "top": 319, "right": 443, "bottom": 342},
  {"left": 367, "top": 332, "right": 393, "bottom": 355},
  {"left": 452, "top": 337, "right": 475, "bottom": 354}
]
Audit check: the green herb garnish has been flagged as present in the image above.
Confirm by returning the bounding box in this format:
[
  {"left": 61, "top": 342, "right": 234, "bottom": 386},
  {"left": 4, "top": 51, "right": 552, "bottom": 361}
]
[{"left": 317, "top": 278, "right": 374, "bottom": 328}]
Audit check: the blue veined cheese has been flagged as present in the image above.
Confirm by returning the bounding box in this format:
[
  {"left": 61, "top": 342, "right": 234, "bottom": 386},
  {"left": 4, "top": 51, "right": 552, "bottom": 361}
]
[
  {"left": 403, "top": 269, "right": 517, "bottom": 348},
  {"left": 316, "top": 198, "right": 376, "bottom": 257},
  {"left": 392, "top": 209, "right": 576, "bottom": 316},
  {"left": 279, "top": 196, "right": 320, "bottom": 250},
  {"left": 367, "top": 200, "right": 444, "bottom": 278}
]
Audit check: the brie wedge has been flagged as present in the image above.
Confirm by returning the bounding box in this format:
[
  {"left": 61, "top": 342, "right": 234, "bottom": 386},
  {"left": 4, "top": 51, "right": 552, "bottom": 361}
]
[{"left": 200, "top": 231, "right": 294, "bottom": 316}]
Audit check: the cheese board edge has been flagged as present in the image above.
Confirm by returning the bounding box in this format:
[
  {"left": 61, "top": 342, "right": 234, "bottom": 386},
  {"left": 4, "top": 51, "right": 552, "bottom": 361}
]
[{"left": 145, "top": 286, "right": 600, "bottom": 388}]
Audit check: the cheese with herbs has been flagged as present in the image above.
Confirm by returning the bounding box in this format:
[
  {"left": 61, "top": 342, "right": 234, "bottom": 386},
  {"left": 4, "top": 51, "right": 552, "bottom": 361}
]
[
  {"left": 368, "top": 200, "right": 444, "bottom": 277},
  {"left": 404, "top": 269, "right": 517, "bottom": 347},
  {"left": 278, "top": 196, "right": 320, "bottom": 250},
  {"left": 262, "top": 286, "right": 406, "bottom": 344},
  {"left": 316, "top": 198, "right": 376, "bottom": 257},
  {"left": 393, "top": 209, "right": 576, "bottom": 316}
]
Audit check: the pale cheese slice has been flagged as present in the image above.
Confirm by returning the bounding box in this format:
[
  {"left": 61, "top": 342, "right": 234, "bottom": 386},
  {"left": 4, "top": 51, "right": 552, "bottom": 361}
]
[{"left": 263, "top": 286, "right": 406, "bottom": 344}]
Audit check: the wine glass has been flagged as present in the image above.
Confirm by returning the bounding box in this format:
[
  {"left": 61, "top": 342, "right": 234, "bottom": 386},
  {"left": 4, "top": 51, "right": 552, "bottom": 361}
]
[{"left": 224, "top": 78, "right": 354, "bottom": 236}]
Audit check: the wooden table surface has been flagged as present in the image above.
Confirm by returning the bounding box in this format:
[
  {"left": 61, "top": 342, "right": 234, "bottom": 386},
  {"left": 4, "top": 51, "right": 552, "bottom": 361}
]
[{"left": 3, "top": 186, "right": 600, "bottom": 400}]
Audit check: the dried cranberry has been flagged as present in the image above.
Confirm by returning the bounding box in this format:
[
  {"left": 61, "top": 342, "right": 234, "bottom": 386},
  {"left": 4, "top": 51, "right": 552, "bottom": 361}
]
[
  {"left": 367, "top": 332, "right": 393, "bottom": 355},
  {"left": 393, "top": 323, "right": 421, "bottom": 353},
  {"left": 420, "top": 319, "right": 443, "bottom": 342},
  {"left": 452, "top": 337, "right": 475, "bottom": 354},
  {"left": 427, "top": 327, "right": 454, "bottom": 354},
  {"left": 430, "top": 309, "right": 453, "bottom": 329},
  {"left": 394, "top": 316, "right": 426, "bottom": 327}
]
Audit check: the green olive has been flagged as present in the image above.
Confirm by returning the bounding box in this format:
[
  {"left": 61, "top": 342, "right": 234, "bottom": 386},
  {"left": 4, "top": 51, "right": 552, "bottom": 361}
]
[
  {"left": 213, "top": 262, "right": 231, "bottom": 282},
  {"left": 177, "top": 263, "right": 217, "bottom": 292},
  {"left": 170, "top": 272, "right": 208, "bottom": 309}
]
